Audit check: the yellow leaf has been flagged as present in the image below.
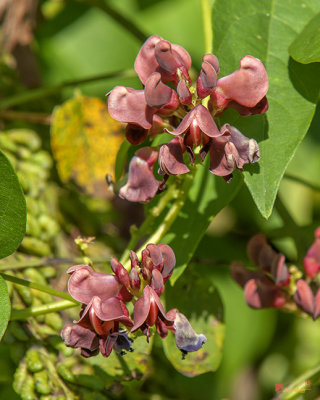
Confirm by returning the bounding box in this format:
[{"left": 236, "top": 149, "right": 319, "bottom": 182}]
[{"left": 51, "top": 94, "right": 123, "bottom": 196}]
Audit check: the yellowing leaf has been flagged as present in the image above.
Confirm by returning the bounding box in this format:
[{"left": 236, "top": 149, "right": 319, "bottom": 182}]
[{"left": 51, "top": 94, "right": 123, "bottom": 196}]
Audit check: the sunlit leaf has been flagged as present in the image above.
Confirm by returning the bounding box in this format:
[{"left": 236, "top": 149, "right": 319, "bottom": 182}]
[
  {"left": 289, "top": 12, "right": 320, "bottom": 64},
  {"left": 0, "top": 150, "right": 26, "bottom": 259},
  {"left": 212, "top": 0, "right": 320, "bottom": 218},
  {"left": 0, "top": 275, "right": 11, "bottom": 341},
  {"left": 163, "top": 270, "right": 225, "bottom": 376},
  {"left": 51, "top": 94, "right": 124, "bottom": 196}
]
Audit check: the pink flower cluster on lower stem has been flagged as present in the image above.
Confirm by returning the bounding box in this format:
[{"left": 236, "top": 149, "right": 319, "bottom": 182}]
[
  {"left": 231, "top": 229, "right": 320, "bottom": 320},
  {"left": 107, "top": 35, "right": 268, "bottom": 203},
  {"left": 61, "top": 243, "right": 206, "bottom": 359}
]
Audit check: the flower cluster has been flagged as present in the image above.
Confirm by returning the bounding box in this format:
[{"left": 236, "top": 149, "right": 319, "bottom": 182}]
[
  {"left": 231, "top": 229, "right": 320, "bottom": 320},
  {"left": 107, "top": 35, "right": 268, "bottom": 203},
  {"left": 61, "top": 243, "right": 206, "bottom": 359}
]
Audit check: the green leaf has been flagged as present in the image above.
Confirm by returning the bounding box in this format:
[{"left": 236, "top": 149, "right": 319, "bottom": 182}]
[
  {"left": 0, "top": 275, "right": 11, "bottom": 341},
  {"left": 88, "top": 335, "right": 152, "bottom": 382},
  {"left": 212, "top": 0, "right": 320, "bottom": 218},
  {"left": 164, "top": 165, "right": 242, "bottom": 284},
  {"left": 289, "top": 12, "right": 320, "bottom": 64},
  {"left": 163, "top": 269, "right": 225, "bottom": 376},
  {"left": 0, "top": 150, "right": 26, "bottom": 259}
]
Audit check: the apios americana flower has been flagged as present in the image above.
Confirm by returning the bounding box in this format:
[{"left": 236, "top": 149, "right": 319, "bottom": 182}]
[
  {"left": 107, "top": 35, "right": 268, "bottom": 203},
  {"left": 61, "top": 243, "right": 206, "bottom": 359}
]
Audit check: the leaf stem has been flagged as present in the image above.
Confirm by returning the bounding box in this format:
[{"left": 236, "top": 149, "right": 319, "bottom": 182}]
[
  {"left": 277, "top": 363, "right": 320, "bottom": 400},
  {"left": 0, "top": 257, "right": 107, "bottom": 271},
  {"left": 11, "top": 300, "right": 77, "bottom": 320},
  {"left": 123, "top": 169, "right": 196, "bottom": 271},
  {"left": 201, "top": 0, "right": 214, "bottom": 53},
  {"left": 74, "top": 0, "right": 148, "bottom": 43},
  {"left": 119, "top": 183, "right": 177, "bottom": 266},
  {"left": 0, "top": 69, "right": 135, "bottom": 110},
  {"left": 284, "top": 173, "right": 320, "bottom": 192},
  {"left": 0, "top": 272, "right": 78, "bottom": 303}
]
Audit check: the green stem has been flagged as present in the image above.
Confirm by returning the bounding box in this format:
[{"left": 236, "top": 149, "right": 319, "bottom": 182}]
[
  {"left": 277, "top": 364, "right": 320, "bottom": 400},
  {"left": 0, "top": 257, "right": 107, "bottom": 271},
  {"left": 123, "top": 169, "right": 196, "bottom": 271},
  {"left": 284, "top": 173, "right": 320, "bottom": 192},
  {"left": 119, "top": 183, "right": 177, "bottom": 265},
  {"left": 0, "top": 272, "right": 78, "bottom": 303},
  {"left": 201, "top": 0, "right": 214, "bottom": 53},
  {"left": 0, "top": 69, "right": 135, "bottom": 110},
  {"left": 75, "top": 0, "right": 148, "bottom": 43},
  {"left": 11, "top": 300, "right": 77, "bottom": 320}
]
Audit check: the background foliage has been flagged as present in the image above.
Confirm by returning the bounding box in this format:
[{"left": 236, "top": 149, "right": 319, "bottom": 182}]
[{"left": 0, "top": 0, "right": 320, "bottom": 399}]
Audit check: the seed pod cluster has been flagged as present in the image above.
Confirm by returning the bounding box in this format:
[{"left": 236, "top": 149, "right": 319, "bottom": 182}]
[{"left": 0, "top": 129, "right": 112, "bottom": 399}]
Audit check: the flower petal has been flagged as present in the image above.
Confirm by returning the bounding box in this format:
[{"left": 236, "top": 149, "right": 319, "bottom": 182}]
[
  {"left": 159, "top": 137, "right": 189, "bottom": 175},
  {"left": 173, "top": 311, "right": 207, "bottom": 354},
  {"left": 145, "top": 72, "right": 179, "bottom": 109},
  {"left": 108, "top": 86, "right": 154, "bottom": 129},
  {"left": 293, "top": 279, "right": 314, "bottom": 317},
  {"left": 67, "top": 265, "right": 121, "bottom": 304},
  {"left": 119, "top": 156, "right": 160, "bottom": 203},
  {"left": 134, "top": 35, "right": 163, "bottom": 84},
  {"left": 304, "top": 227, "right": 320, "bottom": 278},
  {"left": 216, "top": 56, "right": 268, "bottom": 108},
  {"left": 61, "top": 324, "right": 99, "bottom": 353}
]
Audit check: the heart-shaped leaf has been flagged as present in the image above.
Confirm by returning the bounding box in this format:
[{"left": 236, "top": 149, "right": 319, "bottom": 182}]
[
  {"left": 212, "top": 0, "right": 320, "bottom": 218},
  {"left": 0, "top": 150, "right": 26, "bottom": 259},
  {"left": 289, "top": 12, "right": 320, "bottom": 64},
  {"left": 0, "top": 275, "right": 11, "bottom": 341}
]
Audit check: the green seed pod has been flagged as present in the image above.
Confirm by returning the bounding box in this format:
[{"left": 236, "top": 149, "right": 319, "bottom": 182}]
[
  {"left": 44, "top": 313, "right": 63, "bottom": 331},
  {"left": 39, "top": 266, "right": 56, "bottom": 279},
  {"left": 32, "top": 289, "right": 53, "bottom": 304},
  {"left": 8, "top": 129, "right": 41, "bottom": 151},
  {"left": 17, "top": 146, "right": 32, "bottom": 161},
  {"left": 17, "top": 171, "right": 30, "bottom": 193},
  {"left": 36, "top": 324, "right": 56, "bottom": 337},
  {"left": 13, "top": 360, "right": 28, "bottom": 395},
  {"left": 34, "top": 370, "right": 51, "bottom": 395},
  {"left": 20, "top": 373, "right": 36, "bottom": 400},
  {"left": 0, "top": 133, "right": 18, "bottom": 152},
  {"left": 24, "top": 268, "right": 47, "bottom": 285},
  {"left": 26, "top": 196, "right": 40, "bottom": 217},
  {"left": 14, "top": 281, "right": 33, "bottom": 306},
  {"left": 32, "top": 151, "right": 53, "bottom": 170},
  {"left": 18, "top": 161, "right": 48, "bottom": 181},
  {"left": 20, "top": 237, "right": 51, "bottom": 257},
  {"left": 39, "top": 215, "right": 60, "bottom": 240},
  {"left": 26, "top": 349, "right": 44, "bottom": 373},
  {"left": 57, "top": 364, "right": 76, "bottom": 383},
  {"left": 9, "top": 322, "right": 29, "bottom": 341},
  {"left": 26, "top": 214, "right": 42, "bottom": 238}
]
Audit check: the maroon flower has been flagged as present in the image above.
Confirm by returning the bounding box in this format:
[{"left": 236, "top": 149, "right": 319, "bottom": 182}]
[
  {"left": 304, "top": 227, "right": 320, "bottom": 278},
  {"left": 158, "top": 137, "right": 190, "bottom": 176},
  {"left": 131, "top": 285, "right": 174, "bottom": 340},
  {"left": 231, "top": 234, "right": 290, "bottom": 309},
  {"left": 294, "top": 279, "right": 320, "bottom": 320},
  {"left": 210, "top": 56, "right": 268, "bottom": 116},
  {"left": 119, "top": 147, "right": 160, "bottom": 203},
  {"left": 134, "top": 35, "right": 191, "bottom": 85},
  {"left": 63, "top": 262, "right": 136, "bottom": 358},
  {"left": 67, "top": 265, "right": 122, "bottom": 304}
]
